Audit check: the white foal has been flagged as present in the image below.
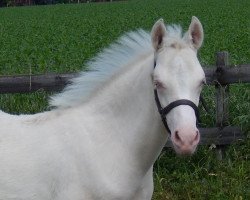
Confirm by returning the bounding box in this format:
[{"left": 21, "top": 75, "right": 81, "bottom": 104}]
[{"left": 0, "top": 16, "right": 205, "bottom": 200}]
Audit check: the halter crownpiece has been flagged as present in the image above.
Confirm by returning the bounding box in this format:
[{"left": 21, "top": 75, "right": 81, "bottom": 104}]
[{"left": 153, "top": 59, "right": 201, "bottom": 135}]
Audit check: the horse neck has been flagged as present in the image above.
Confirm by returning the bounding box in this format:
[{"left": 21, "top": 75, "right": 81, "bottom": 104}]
[{"left": 85, "top": 52, "right": 167, "bottom": 172}]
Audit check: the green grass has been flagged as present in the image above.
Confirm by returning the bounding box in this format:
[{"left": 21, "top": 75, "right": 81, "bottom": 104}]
[
  {"left": 0, "top": 0, "right": 249, "bottom": 75},
  {"left": 0, "top": 0, "right": 249, "bottom": 199},
  {"left": 153, "top": 142, "right": 250, "bottom": 200}
]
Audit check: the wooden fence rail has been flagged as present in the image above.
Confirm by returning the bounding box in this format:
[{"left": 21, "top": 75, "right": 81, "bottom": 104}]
[
  {"left": 0, "top": 64, "right": 249, "bottom": 94},
  {"left": 0, "top": 52, "right": 249, "bottom": 156}
]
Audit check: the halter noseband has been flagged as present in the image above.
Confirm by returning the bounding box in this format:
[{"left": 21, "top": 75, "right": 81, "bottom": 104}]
[{"left": 153, "top": 59, "right": 201, "bottom": 135}]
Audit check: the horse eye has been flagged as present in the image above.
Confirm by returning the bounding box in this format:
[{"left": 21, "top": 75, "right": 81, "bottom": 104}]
[{"left": 154, "top": 80, "right": 165, "bottom": 89}]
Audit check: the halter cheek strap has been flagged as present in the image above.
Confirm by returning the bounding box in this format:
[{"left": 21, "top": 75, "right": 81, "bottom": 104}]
[{"left": 153, "top": 58, "right": 201, "bottom": 135}]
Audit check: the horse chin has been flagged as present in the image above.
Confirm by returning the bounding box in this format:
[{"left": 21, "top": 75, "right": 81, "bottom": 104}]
[{"left": 173, "top": 145, "right": 198, "bottom": 156}]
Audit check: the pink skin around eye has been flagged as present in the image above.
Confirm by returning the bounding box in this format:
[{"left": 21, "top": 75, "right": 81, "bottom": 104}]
[{"left": 154, "top": 80, "right": 165, "bottom": 89}]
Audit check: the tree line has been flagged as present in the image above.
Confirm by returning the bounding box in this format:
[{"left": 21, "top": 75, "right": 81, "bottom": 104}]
[{"left": 0, "top": 0, "right": 118, "bottom": 7}]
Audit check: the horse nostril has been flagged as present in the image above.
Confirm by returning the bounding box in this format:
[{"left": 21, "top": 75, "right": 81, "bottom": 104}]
[
  {"left": 191, "top": 130, "right": 200, "bottom": 145},
  {"left": 194, "top": 130, "right": 199, "bottom": 141},
  {"left": 174, "top": 130, "right": 182, "bottom": 143}
]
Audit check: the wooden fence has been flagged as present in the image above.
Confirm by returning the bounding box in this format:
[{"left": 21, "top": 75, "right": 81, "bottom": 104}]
[{"left": 0, "top": 51, "right": 249, "bottom": 157}]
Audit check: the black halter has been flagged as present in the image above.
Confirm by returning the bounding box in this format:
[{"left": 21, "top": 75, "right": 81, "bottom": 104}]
[{"left": 153, "top": 59, "right": 201, "bottom": 134}]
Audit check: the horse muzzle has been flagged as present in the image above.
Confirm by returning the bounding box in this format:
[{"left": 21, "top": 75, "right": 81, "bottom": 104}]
[{"left": 171, "top": 127, "right": 200, "bottom": 155}]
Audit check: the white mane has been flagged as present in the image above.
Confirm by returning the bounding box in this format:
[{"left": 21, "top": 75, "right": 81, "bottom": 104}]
[{"left": 49, "top": 25, "right": 183, "bottom": 109}]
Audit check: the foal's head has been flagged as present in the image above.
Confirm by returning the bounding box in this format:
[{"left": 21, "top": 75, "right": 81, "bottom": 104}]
[{"left": 151, "top": 17, "right": 205, "bottom": 155}]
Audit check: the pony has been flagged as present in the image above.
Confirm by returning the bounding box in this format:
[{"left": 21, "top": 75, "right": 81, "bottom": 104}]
[{"left": 0, "top": 16, "right": 205, "bottom": 200}]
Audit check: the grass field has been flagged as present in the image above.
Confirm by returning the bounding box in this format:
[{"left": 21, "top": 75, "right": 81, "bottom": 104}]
[{"left": 0, "top": 0, "right": 249, "bottom": 199}]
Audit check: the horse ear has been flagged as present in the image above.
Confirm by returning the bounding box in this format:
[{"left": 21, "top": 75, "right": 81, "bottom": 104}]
[
  {"left": 151, "top": 19, "right": 167, "bottom": 51},
  {"left": 187, "top": 16, "right": 204, "bottom": 50}
]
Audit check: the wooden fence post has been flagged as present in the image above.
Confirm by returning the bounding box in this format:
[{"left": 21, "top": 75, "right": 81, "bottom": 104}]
[{"left": 215, "top": 51, "right": 230, "bottom": 160}]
